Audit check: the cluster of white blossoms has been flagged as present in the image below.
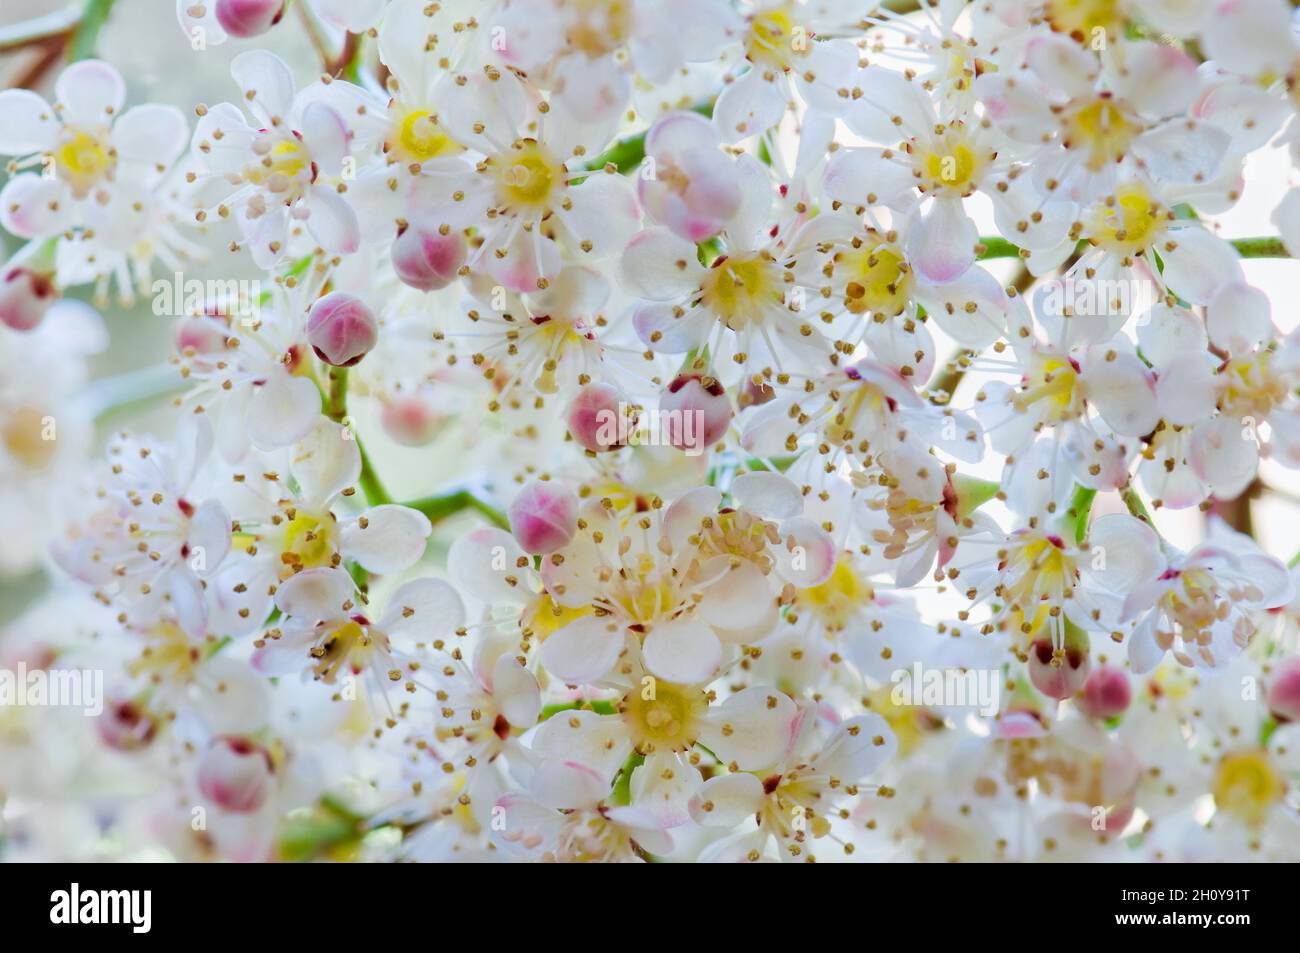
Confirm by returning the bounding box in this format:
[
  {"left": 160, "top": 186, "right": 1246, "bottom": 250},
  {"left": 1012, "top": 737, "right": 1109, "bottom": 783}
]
[{"left": 3, "top": 0, "right": 1300, "bottom": 863}]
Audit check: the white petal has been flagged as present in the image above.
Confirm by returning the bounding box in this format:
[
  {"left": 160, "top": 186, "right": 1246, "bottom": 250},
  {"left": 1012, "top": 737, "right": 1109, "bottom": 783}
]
[
  {"left": 712, "top": 68, "right": 784, "bottom": 143},
  {"left": 689, "top": 772, "right": 765, "bottom": 827},
  {"left": 1083, "top": 514, "right": 1163, "bottom": 594},
  {"left": 342, "top": 504, "right": 432, "bottom": 574},
  {"left": 275, "top": 567, "right": 354, "bottom": 619},
  {"left": 620, "top": 228, "right": 704, "bottom": 300},
  {"left": 0, "top": 90, "right": 58, "bottom": 154},
  {"left": 246, "top": 374, "right": 321, "bottom": 450},
  {"left": 1159, "top": 228, "right": 1242, "bottom": 306},
  {"left": 1156, "top": 354, "right": 1218, "bottom": 426},
  {"left": 54, "top": 59, "right": 125, "bottom": 127},
  {"left": 290, "top": 418, "right": 361, "bottom": 503},
  {"left": 447, "top": 527, "right": 532, "bottom": 604},
  {"left": 1025, "top": 33, "right": 1099, "bottom": 99},
  {"left": 699, "top": 686, "right": 798, "bottom": 770},
  {"left": 1272, "top": 189, "right": 1300, "bottom": 259},
  {"left": 642, "top": 618, "right": 722, "bottom": 684},
  {"left": 815, "top": 714, "right": 897, "bottom": 781},
  {"left": 1083, "top": 350, "right": 1159, "bottom": 437},
  {"left": 1207, "top": 281, "right": 1273, "bottom": 353},
  {"left": 380, "top": 576, "right": 464, "bottom": 638},
  {"left": 907, "top": 195, "right": 977, "bottom": 284},
  {"left": 112, "top": 104, "right": 188, "bottom": 167},
  {"left": 539, "top": 616, "right": 624, "bottom": 685},
  {"left": 730, "top": 472, "right": 803, "bottom": 519},
  {"left": 230, "top": 50, "right": 296, "bottom": 126},
  {"left": 492, "top": 654, "right": 541, "bottom": 729},
  {"left": 303, "top": 187, "right": 361, "bottom": 255}
]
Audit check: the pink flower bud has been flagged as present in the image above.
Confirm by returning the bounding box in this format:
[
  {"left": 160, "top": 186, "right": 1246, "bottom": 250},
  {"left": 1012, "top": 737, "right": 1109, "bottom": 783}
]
[
  {"left": 1076, "top": 665, "right": 1131, "bottom": 719},
  {"left": 566, "top": 383, "right": 633, "bottom": 453},
  {"left": 508, "top": 480, "right": 578, "bottom": 555},
  {"left": 380, "top": 393, "right": 445, "bottom": 446},
  {"left": 0, "top": 266, "right": 58, "bottom": 331},
  {"left": 197, "top": 736, "right": 274, "bottom": 813},
  {"left": 307, "top": 292, "right": 378, "bottom": 367},
  {"left": 391, "top": 222, "right": 466, "bottom": 291},
  {"left": 1267, "top": 656, "right": 1300, "bottom": 722},
  {"left": 174, "top": 316, "right": 227, "bottom": 355},
  {"left": 660, "top": 374, "right": 731, "bottom": 453},
  {"left": 1028, "top": 637, "right": 1090, "bottom": 701},
  {"left": 97, "top": 699, "right": 158, "bottom": 751},
  {"left": 215, "top": 0, "right": 285, "bottom": 38}
]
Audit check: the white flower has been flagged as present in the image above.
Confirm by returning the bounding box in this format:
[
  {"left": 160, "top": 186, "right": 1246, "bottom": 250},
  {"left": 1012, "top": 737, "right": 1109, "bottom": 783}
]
[
  {"left": 190, "top": 51, "right": 359, "bottom": 267},
  {"left": 0, "top": 60, "right": 188, "bottom": 239}
]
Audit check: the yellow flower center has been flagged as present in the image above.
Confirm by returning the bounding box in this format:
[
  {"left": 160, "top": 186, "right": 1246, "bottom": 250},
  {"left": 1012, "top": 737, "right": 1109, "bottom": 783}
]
[
  {"left": 567, "top": 0, "right": 632, "bottom": 55},
  {"left": 311, "top": 619, "right": 383, "bottom": 684},
  {"left": 280, "top": 509, "right": 338, "bottom": 575},
  {"left": 838, "top": 243, "right": 913, "bottom": 317},
  {"left": 801, "top": 558, "right": 869, "bottom": 631},
  {"left": 621, "top": 680, "right": 706, "bottom": 753},
  {"left": 393, "top": 109, "right": 461, "bottom": 163},
  {"left": 700, "top": 254, "right": 783, "bottom": 331},
  {"left": 1221, "top": 352, "right": 1286, "bottom": 417},
  {"left": 1086, "top": 183, "right": 1169, "bottom": 254},
  {"left": 1213, "top": 749, "right": 1286, "bottom": 827},
  {"left": 1, "top": 405, "right": 56, "bottom": 469},
  {"left": 913, "top": 132, "right": 984, "bottom": 195},
  {"left": 54, "top": 128, "right": 114, "bottom": 195},
  {"left": 523, "top": 592, "right": 593, "bottom": 642},
  {"left": 493, "top": 141, "right": 562, "bottom": 210},
  {"left": 1063, "top": 97, "right": 1138, "bottom": 172},
  {"left": 747, "top": 6, "right": 800, "bottom": 68},
  {"left": 1015, "top": 354, "right": 1082, "bottom": 423},
  {"left": 1045, "top": 0, "right": 1124, "bottom": 44}
]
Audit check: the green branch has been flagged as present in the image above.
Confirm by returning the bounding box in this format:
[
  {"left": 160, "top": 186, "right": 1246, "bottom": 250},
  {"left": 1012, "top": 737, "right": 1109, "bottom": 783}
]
[
  {"left": 1064, "top": 485, "right": 1097, "bottom": 545},
  {"left": 67, "top": 0, "right": 114, "bottom": 61},
  {"left": 323, "top": 366, "right": 393, "bottom": 507},
  {"left": 976, "top": 235, "right": 1292, "bottom": 262},
  {"left": 401, "top": 489, "right": 509, "bottom": 531}
]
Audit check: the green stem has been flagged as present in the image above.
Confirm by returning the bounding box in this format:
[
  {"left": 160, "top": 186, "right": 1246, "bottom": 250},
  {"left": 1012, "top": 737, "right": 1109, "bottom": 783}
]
[
  {"left": 608, "top": 751, "right": 644, "bottom": 807},
  {"left": 1230, "top": 237, "right": 1290, "bottom": 258},
  {"left": 1064, "top": 485, "right": 1098, "bottom": 545},
  {"left": 1120, "top": 483, "right": 1156, "bottom": 529},
  {"left": 401, "top": 489, "right": 509, "bottom": 530},
  {"left": 67, "top": 0, "right": 114, "bottom": 61},
  {"left": 324, "top": 365, "right": 393, "bottom": 507},
  {"left": 539, "top": 700, "right": 618, "bottom": 721},
  {"left": 976, "top": 235, "right": 1292, "bottom": 261}
]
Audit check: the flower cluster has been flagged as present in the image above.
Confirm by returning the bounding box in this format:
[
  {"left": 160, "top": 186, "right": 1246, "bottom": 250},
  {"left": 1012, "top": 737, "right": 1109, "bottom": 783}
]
[{"left": 3, "top": 0, "right": 1300, "bottom": 863}]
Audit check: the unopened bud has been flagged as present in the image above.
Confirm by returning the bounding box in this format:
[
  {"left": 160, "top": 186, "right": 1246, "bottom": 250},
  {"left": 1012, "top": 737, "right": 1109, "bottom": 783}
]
[
  {"left": 1267, "top": 656, "right": 1300, "bottom": 723},
  {"left": 380, "top": 393, "right": 445, "bottom": 446},
  {"left": 97, "top": 699, "right": 158, "bottom": 751},
  {"left": 661, "top": 374, "right": 732, "bottom": 452},
  {"left": 1076, "top": 665, "right": 1131, "bottom": 719},
  {"left": 307, "top": 292, "right": 377, "bottom": 367},
  {"left": 0, "top": 266, "right": 57, "bottom": 331},
  {"left": 196, "top": 736, "right": 274, "bottom": 813},
  {"left": 1028, "top": 636, "right": 1090, "bottom": 701},
  {"left": 392, "top": 222, "right": 465, "bottom": 292},
  {"left": 215, "top": 0, "right": 285, "bottom": 38},
  {"left": 508, "top": 480, "right": 578, "bottom": 555},
  {"left": 566, "top": 383, "right": 631, "bottom": 453}
]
